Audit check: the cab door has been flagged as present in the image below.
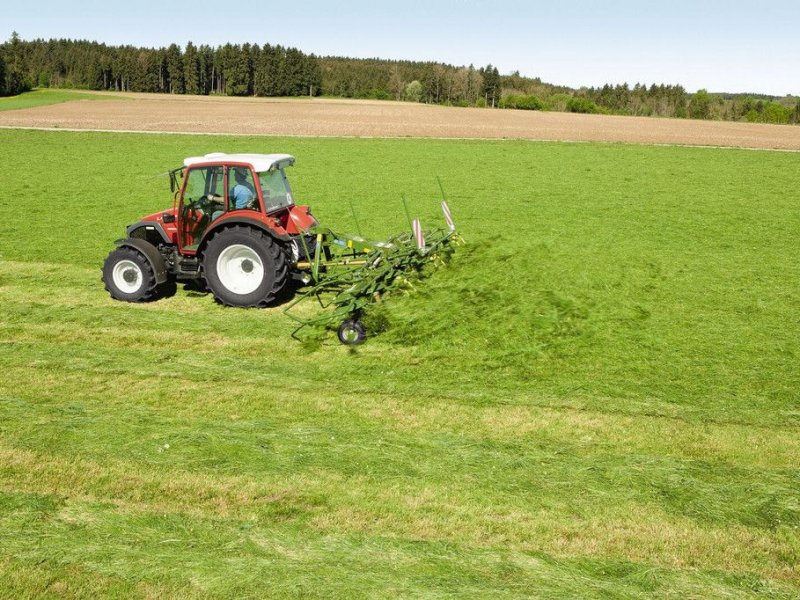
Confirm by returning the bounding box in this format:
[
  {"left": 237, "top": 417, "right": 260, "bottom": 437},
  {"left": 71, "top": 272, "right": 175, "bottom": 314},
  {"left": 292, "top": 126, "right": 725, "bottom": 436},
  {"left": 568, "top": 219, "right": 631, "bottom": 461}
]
[{"left": 179, "top": 166, "right": 225, "bottom": 251}]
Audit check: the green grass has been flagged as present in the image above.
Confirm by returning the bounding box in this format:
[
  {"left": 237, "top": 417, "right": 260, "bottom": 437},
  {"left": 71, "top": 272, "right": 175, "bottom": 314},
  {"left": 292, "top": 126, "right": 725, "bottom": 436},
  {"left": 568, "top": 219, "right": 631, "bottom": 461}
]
[
  {"left": 0, "top": 129, "right": 798, "bottom": 598},
  {"left": 0, "top": 88, "right": 118, "bottom": 112}
]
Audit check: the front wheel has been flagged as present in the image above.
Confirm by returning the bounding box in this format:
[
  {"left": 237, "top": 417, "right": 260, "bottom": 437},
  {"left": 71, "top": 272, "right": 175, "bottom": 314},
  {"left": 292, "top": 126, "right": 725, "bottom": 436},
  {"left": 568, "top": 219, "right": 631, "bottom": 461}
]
[
  {"left": 202, "top": 226, "right": 288, "bottom": 307},
  {"left": 102, "top": 247, "right": 160, "bottom": 302},
  {"left": 337, "top": 319, "right": 366, "bottom": 345}
]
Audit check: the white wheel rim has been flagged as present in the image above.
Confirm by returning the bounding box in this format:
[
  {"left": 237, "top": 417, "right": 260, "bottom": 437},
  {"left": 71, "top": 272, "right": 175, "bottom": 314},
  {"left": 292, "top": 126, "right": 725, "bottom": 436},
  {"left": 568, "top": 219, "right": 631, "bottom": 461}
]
[
  {"left": 112, "top": 260, "right": 143, "bottom": 294},
  {"left": 216, "top": 244, "right": 265, "bottom": 295}
]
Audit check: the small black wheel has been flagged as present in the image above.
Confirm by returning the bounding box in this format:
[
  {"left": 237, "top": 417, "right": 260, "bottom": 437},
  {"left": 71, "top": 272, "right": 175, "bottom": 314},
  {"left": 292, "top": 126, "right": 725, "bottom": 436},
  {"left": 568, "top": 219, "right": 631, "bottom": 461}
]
[
  {"left": 337, "top": 319, "right": 366, "bottom": 345},
  {"left": 102, "top": 246, "right": 160, "bottom": 302}
]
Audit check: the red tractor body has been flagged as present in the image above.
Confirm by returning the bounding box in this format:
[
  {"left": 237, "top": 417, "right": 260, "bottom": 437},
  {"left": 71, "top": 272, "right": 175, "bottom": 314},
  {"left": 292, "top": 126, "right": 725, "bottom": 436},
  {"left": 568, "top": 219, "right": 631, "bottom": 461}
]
[{"left": 103, "top": 153, "right": 319, "bottom": 308}]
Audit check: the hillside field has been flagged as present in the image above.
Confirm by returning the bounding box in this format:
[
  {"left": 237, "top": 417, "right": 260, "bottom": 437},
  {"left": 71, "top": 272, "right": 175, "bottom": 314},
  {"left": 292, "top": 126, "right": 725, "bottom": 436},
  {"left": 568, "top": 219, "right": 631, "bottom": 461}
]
[
  {"left": 2, "top": 89, "right": 800, "bottom": 150},
  {"left": 0, "top": 89, "right": 113, "bottom": 112},
  {"left": 0, "top": 129, "right": 799, "bottom": 598}
]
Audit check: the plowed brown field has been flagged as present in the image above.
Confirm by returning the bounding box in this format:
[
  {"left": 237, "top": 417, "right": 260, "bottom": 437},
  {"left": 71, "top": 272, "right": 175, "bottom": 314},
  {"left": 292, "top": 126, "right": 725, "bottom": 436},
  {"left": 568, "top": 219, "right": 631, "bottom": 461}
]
[{"left": 2, "top": 92, "right": 799, "bottom": 150}]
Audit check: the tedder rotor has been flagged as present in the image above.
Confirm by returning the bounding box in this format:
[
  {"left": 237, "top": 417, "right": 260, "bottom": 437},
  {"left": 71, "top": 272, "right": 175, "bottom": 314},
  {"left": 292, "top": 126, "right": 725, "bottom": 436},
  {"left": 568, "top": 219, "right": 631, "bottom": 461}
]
[{"left": 102, "top": 152, "right": 461, "bottom": 344}]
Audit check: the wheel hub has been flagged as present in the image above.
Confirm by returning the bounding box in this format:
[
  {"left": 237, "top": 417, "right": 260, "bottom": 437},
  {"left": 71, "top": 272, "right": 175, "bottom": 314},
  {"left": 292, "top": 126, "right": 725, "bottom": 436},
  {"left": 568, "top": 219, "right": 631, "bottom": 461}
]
[
  {"left": 337, "top": 319, "right": 366, "bottom": 345},
  {"left": 341, "top": 326, "right": 359, "bottom": 342},
  {"left": 111, "top": 259, "right": 143, "bottom": 294},
  {"left": 215, "top": 244, "right": 265, "bottom": 295}
]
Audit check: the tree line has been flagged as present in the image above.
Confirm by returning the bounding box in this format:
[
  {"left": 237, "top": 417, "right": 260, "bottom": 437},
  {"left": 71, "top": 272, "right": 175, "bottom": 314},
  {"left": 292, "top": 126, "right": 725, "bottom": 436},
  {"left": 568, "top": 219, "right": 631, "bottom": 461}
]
[
  {"left": 318, "top": 57, "right": 500, "bottom": 106},
  {"left": 2, "top": 34, "right": 799, "bottom": 125},
  {"left": 0, "top": 34, "right": 321, "bottom": 97},
  {"left": 498, "top": 73, "right": 800, "bottom": 124}
]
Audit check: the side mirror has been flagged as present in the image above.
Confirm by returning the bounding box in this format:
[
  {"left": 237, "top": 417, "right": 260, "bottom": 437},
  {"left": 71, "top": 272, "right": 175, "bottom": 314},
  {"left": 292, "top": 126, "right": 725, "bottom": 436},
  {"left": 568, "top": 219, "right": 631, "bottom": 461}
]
[
  {"left": 162, "top": 213, "right": 176, "bottom": 224},
  {"left": 169, "top": 168, "right": 183, "bottom": 194}
]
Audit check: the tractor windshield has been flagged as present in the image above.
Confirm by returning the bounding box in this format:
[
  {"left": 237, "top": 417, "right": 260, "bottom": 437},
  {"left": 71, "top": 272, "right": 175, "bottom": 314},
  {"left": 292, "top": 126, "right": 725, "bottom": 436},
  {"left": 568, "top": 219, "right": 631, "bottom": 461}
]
[{"left": 258, "top": 168, "right": 294, "bottom": 212}]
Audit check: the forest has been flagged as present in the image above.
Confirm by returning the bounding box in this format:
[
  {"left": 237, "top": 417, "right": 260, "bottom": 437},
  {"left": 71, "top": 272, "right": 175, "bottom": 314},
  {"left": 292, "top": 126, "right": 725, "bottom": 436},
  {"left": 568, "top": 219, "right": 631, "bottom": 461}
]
[{"left": 2, "top": 34, "right": 799, "bottom": 125}]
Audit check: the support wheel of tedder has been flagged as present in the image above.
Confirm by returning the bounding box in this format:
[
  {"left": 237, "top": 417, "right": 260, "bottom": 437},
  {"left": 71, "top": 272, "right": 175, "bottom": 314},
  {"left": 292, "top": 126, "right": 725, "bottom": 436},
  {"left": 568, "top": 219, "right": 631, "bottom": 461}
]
[
  {"left": 102, "top": 246, "right": 160, "bottom": 302},
  {"left": 202, "top": 225, "right": 288, "bottom": 308},
  {"left": 337, "top": 319, "right": 366, "bottom": 346}
]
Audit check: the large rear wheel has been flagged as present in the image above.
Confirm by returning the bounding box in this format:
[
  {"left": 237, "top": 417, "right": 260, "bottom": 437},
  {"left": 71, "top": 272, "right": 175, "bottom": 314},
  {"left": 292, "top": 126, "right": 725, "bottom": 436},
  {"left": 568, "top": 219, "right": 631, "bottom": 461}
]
[{"left": 202, "top": 226, "right": 287, "bottom": 307}]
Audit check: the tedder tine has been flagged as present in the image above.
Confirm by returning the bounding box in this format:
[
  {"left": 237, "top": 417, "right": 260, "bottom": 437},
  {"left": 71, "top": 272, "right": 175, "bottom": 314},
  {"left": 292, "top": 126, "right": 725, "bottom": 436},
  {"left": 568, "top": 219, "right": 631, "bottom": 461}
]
[
  {"left": 441, "top": 201, "right": 456, "bottom": 232},
  {"left": 400, "top": 193, "right": 413, "bottom": 230},
  {"left": 348, "top": 198, "right": 364, "bottom": 238},
  {"left": 412, "top": 218, "right": 426, "bottom": 253}
]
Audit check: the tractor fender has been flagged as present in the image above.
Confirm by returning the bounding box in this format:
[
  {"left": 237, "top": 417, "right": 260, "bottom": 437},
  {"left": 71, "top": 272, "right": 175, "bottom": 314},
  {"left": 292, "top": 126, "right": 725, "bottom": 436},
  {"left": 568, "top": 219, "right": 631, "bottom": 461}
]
[
  {"left": 126, "top": 221, "right": 172, "bottom": 244},
  {"left": 115, "top": 237, "right": 168, "bottom": 284},
  {"left": 199, "top": 217, "right": 291, "bottom": 254}
]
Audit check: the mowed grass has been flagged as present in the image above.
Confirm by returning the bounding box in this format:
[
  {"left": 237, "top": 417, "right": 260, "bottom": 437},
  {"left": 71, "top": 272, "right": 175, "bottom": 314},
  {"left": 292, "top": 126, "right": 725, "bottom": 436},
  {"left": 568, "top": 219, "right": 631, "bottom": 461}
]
[
  {"left": 0, "top": 129, "right": 798, "bottom": 598},
  {"left": 0, "top": 88, "right": 118, "bottom": 112}
]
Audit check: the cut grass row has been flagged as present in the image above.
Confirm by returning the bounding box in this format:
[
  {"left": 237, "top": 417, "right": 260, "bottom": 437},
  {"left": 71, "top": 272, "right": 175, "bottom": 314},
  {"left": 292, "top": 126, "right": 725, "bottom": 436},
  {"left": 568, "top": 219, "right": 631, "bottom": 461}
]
[{"left": 0, "top": 130, "right": 798, "bottom": 597}]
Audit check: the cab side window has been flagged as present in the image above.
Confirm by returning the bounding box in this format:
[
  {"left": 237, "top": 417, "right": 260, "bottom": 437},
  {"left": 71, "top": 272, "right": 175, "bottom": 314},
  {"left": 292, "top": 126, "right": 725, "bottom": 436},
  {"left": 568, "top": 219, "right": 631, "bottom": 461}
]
[
  {"left": 228, "top": 167, "right": 259, "bottom": 212},
  {"left": 183, "top": 166, "right": 224, "bottom": 205},
  {"left": 183, "top": 167, "right": 208, "bottom": 204}
]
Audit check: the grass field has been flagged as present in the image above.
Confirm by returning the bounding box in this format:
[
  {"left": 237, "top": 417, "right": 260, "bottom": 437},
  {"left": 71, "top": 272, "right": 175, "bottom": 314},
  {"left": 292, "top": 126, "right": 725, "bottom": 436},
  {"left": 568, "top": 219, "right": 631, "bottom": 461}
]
[
  {"left": 0, "top": 89, "right": 116, "bottom": 112},
  {"left": 0, "top": 129, "right": 799, "bottom": 598}
]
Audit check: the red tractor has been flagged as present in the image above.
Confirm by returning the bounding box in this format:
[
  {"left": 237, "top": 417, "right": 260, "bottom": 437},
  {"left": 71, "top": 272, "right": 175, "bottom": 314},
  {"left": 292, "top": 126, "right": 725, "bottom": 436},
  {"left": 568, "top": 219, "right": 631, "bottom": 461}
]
[{"left": 102, "top": 153, "right": 317, "bottom": 307}]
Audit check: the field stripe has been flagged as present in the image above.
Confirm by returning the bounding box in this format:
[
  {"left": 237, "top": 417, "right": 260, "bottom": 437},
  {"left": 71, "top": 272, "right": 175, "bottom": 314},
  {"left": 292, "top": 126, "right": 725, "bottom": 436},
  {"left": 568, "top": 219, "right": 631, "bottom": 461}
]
[
  {"left": 2, "top": 125, "right": 799, "bottom": 153},
  {"left": 0, "top": 443, "right": 797, "bottom": 582}
]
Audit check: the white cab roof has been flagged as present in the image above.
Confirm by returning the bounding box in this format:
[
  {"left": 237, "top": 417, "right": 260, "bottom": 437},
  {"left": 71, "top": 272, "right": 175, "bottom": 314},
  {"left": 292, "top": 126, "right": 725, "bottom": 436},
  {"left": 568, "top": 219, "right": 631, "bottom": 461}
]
[{"left": 183, "top": 153, "right": 295, "bottom": 172}]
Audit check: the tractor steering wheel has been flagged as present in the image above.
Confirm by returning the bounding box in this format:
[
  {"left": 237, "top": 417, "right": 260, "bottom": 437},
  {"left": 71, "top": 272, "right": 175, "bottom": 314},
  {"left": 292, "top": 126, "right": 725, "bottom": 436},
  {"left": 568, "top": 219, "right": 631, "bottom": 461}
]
[
  {"left": 195, "top": 194, "right": 223, "bottom": 213},
  {"left": 205, "top": 193, "right": 224, "bottom": 206}
]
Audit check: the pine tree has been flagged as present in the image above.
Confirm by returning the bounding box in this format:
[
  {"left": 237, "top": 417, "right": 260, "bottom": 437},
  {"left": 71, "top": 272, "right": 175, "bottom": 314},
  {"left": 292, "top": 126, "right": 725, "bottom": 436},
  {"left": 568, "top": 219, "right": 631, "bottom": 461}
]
[
  {"left": 275, "top": 45, "right": 289, "bottom": 96},
  {"left": 254, "top": 44, "right": 275, "bottom": 96},
  {"left": 305, "top": 53, "right": 321, "bottom": 96},
  {"left": 198, "top": 45, "right": 213, "bottom": 94},
  {"left": 223, "top": 44, "right": 252, "bottom": 95},
  {"left": 0, "top": 53, "right": 6, "bottom": 96},
  {"left": 282, "top": 47, "right": 304, "bottom": 96},
  {"left": 4, "top": 32, "right": 29, "bottom": 95},
  {"left": 166, "top": 43, "right": 184, "bottom": 94},
  {"left": 480, "top": 64, "right": 500, "bottom": 107},
  {"left": 183, "top": 42, "right": 200, "bottom": 95},
  {"left": 388, "top": 65, "right": 403, "bottom": 100},
  {"left": 249, "top": 44, "right": 260, "bottom": 96}
]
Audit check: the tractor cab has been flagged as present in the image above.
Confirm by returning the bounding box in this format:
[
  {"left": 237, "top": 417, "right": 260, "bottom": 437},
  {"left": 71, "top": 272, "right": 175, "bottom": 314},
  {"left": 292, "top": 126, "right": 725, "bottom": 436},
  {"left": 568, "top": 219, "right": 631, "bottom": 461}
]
[{"left": 174, "top": 153, "right": 298, "bottom": 251}]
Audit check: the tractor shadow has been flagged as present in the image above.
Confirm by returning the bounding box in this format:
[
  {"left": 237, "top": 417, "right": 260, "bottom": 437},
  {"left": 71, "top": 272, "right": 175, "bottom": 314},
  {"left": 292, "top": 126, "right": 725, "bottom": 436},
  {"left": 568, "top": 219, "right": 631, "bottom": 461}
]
[
  {"left": 181, "top": 279, "right": 209, "bottom": 298},
  {"left": 177, "top": 279, "right": 303, "bottom": 306}
]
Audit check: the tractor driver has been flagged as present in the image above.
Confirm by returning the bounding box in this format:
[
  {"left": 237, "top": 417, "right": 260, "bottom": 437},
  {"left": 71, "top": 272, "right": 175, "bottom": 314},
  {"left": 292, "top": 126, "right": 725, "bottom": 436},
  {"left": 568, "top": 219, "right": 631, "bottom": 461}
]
[{"left": 232, "top": 167, "right": 257, "bottom": 210}]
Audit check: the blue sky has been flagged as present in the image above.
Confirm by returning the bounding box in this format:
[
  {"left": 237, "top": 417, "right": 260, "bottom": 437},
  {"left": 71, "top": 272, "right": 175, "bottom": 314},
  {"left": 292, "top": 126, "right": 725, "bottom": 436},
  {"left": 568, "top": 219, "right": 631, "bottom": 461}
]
[{"left": 6, "top": 0, "right": 799, "bottom": 95}]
